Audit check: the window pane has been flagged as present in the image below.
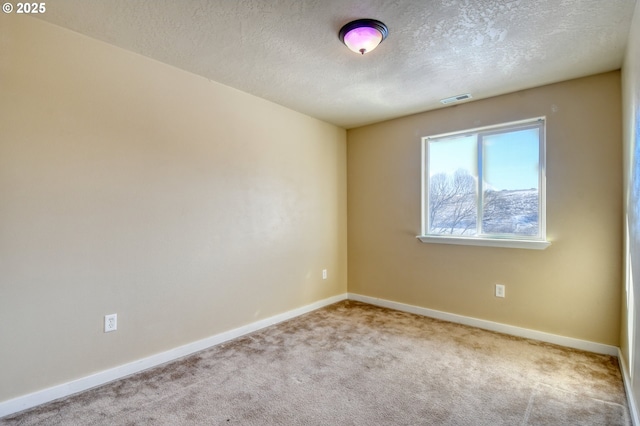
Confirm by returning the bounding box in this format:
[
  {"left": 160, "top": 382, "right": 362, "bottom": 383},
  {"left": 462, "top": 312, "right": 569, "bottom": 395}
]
[
  {"left": 421, "top": 118, "right": 546, "bottom": 246},
  {"left": 428, "top": 135, "right": 478, "bottom": 235},
  {"left": 481, "top": 128, "right": 540, "bottom": 236}
]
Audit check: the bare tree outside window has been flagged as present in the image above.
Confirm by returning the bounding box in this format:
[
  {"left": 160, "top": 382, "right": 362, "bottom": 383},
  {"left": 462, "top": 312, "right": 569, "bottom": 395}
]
[
  {"left": 482, "top": 189, "right": 539, "bottom": 235},
  {"left": 429, "top": 170, "right": 539, "bottom": 236},
  {"left": 429, "top": 169, "right": 476, "bottom": 235}
]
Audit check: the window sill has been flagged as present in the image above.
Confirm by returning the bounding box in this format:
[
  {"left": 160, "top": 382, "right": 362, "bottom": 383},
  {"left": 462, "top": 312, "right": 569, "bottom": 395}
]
[{"left": 416, "top": 235, "right": 551, "bottom": 250}]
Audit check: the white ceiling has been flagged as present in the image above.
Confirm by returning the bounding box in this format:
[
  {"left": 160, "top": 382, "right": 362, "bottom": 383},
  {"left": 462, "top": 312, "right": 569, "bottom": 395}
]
[{"left": 35, "top": 0, "right": 636, "bottom": 129}]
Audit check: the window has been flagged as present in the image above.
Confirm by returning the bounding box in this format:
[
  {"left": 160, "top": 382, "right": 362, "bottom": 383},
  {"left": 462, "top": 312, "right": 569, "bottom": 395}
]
[{"left": 418, "top": 117, "right": 550, "bottom": 249}]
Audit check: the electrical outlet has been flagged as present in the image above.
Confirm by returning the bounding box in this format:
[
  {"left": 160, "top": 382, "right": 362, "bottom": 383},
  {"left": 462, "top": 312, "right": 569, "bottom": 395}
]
[
  {"left": 495, "top": 284, "right": 505, "bottom": 298},
  {"left": 104, "top": 313, "right": 117, "bottom": 333},
  {"left": 322, "top": 269, "right": 327, "bottom": 280}
]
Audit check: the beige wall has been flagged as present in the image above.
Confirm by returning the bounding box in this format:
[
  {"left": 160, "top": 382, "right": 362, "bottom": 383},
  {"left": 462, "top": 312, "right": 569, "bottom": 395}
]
[
  {"left": 621, "top": 0, "right": 640, "bottom": 412},
  {"left": 0, "top": 16, "right": 347, "bottom": 401},
  {"left": 348, "top": 72, "right": 622, "bottom": 345}
]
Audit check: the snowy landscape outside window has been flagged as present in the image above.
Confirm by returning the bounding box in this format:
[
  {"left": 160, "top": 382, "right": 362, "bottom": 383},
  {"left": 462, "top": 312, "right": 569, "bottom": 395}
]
[{"left": 418, "top": 118, "right": 550, "bottom": 249}]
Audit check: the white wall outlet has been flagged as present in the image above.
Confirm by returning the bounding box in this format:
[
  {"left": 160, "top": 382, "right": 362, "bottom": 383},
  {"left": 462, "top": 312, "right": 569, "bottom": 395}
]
[
  {"left": 322, "top": 269, "right": 327, "bottom": 280},
  {"left": 495, "top": 284, "right": 505, "bottom": 298},
  {"left": 104, "top": 313, "right": 117, "bottom": 333}
]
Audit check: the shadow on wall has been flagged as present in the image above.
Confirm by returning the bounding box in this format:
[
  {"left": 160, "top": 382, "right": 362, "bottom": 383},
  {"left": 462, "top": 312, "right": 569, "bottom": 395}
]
[
  {"left": 632, "top": 108, "right": 640, "bottom": 275},
  {"left": 630, "top": 107, "right": 640, "bottom": 389}
]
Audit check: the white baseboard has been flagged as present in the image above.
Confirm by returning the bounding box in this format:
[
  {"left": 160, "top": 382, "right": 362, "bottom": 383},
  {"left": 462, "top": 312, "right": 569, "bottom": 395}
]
[
  {"left": 618, "top": 348, "right": 640, "bottom": 426},
  {"left": 0, "top": 293, "right": 348, "bottom": 418},
  {"left": 1, "top": 292, "right": 625, "bottom": 419},
  {"left": 348, "top": 293, "right": 619, "bottom": 356}
]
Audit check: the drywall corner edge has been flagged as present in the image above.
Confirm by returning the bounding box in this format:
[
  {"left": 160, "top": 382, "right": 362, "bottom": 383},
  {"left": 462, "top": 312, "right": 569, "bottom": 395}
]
[{"left": 619, "top": 348, "right": 640, "bottom": 426}]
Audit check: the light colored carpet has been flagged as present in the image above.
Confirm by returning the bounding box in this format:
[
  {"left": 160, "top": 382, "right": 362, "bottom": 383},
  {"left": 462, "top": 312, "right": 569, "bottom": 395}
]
[{"left": 1, "top": 300, "right": 630, "bottom": 425}]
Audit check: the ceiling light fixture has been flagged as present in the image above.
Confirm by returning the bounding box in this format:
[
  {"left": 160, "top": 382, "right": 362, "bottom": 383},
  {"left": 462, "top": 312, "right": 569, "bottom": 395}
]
[{"left": 339, "top": 19, "right": 388, "bottom": 55}]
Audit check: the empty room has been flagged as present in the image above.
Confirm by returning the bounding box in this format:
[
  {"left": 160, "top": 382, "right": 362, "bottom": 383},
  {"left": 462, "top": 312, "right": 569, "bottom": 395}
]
[{"left": 2, "top": 0, "right": 640, "bottom": 424}]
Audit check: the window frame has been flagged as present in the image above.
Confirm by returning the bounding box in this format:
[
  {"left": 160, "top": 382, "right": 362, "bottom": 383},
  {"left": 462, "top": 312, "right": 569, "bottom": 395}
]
[{"left": 417, "top": 117, "right": 550, "bottom": 250}]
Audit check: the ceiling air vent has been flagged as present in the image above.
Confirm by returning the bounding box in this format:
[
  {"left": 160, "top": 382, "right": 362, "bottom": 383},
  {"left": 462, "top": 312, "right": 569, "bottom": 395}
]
[{"left": 440, "top": 94, "right": 472, "bottom": 105}]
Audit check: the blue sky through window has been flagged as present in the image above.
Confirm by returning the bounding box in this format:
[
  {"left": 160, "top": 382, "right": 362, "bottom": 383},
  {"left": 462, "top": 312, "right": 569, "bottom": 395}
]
[
  {"left": 428, "top": 128, "right": 539, "bottom": 191},
  {"left": 483, "top": 128, "right": 539, "bottom": 191}
]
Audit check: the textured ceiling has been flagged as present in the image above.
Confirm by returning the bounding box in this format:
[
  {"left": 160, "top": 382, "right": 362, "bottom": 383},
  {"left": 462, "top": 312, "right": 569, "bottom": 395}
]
[{"left": 35, "top": 0, "right": 636, "bottom": 129}]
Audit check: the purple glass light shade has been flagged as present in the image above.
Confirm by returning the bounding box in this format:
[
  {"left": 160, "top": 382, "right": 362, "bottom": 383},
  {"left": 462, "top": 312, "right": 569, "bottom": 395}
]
[{"left": 339, "top": 19, "right": 388, "bottom": 55}]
